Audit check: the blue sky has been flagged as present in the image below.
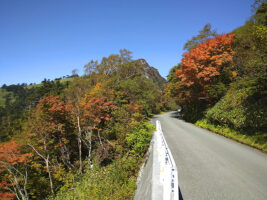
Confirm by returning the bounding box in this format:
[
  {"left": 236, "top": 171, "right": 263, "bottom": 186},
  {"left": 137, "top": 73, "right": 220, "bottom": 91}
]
[{"left": 0, "top": 0, "right": 254, "bottom": 86}]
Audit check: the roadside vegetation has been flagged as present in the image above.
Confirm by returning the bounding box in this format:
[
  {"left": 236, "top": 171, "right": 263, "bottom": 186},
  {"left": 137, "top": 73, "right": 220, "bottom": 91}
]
[
  {"left": 166, "top": 1, "right": 267, "bottom": 151},
  {"left": 0, "top": 50, "right": 175, "bottom": 199},
  {"left": 50, "top": 123, "right": 154, "bottom": 200},
  {"left": 196, "top": 119, "right": 267, "bottom": 151}
]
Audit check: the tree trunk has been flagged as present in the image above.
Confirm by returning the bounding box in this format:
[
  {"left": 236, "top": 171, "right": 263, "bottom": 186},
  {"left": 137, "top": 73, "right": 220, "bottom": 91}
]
[
  {"left": 97, "top": 129, "right": 103, "bottom": 147},
  {"left": 60, "top": 144, "right": 73, "bottom": 169},
  {"left": 88, "top": 129, "right": 92, "bottom": 165},
  {"left": 4, "top": 165, "right": 29, "bottom": 200},
  {"left": 28, "top": 143, "right": 54, "bottom": 195},
  {"left": 83, "top": 129, "right": 92, "bottom": 166},
  {"left": 77, "top": 116, "right": 82, "bottom": 174},
  {"left": 45, "top": 156, "right": 54, "bottom": 195}
]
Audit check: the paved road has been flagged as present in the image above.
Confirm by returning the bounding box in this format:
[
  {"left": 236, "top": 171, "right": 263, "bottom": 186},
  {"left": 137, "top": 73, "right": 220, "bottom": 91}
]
[{"left": 151, "top": 111, "right": 267, "bottom": 200}]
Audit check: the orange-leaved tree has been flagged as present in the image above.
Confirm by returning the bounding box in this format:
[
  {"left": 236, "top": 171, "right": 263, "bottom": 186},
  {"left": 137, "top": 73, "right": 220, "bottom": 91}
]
[
  {"left": 81, "top": 96, "right": 118, "bottom": 132},
  {"left": 172, "top": 33, "right": 235, "bottom": 121},
  {"left": 80, "top": 96, "right": 117, "bottom": 164},
  {"left": 0, "top": 140, "right": 33, "bottom": 200},
  {"left": 26, "top": 95, "right": 74, "bottom": 195},
  {"left": 175, "top": 33, "right": 235, "bottom": 102},
  {"left": 0, "top": 188, "right": 15, "bottom": 200}
]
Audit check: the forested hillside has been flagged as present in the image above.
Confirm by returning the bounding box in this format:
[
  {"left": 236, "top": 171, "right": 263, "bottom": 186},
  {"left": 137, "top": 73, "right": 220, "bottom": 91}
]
[
  {"left": 0, "top": 50, "right": 174, "bottom": 199},
  {"left": 166, "top": 1, "right": 267, "bottom": 151}
]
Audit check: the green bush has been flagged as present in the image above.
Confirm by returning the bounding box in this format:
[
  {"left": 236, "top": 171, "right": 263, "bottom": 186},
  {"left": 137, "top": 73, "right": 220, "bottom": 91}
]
[
  {"left": 50, "top": 163, "right": 136, "bottom": 200},
  {"left": 126, "top": 122, "right": 154, "bottom": 156},
  {"left": 181, "top": 102, "right": 207, "bottom": 123},
  {"left": 51, "top": 122, "right": 155, "bottom": 200},
  {"left": 206, "top": 77, "right": 267, "bottom": 129}
]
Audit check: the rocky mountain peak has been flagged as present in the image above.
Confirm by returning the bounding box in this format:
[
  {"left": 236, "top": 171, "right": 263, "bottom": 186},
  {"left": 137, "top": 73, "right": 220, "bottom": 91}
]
[{"left": 136, "top": 59, "right": 166, "bottom": 86}]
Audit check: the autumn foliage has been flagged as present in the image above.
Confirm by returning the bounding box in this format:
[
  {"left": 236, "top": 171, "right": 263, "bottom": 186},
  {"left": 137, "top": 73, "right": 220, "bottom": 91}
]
[
  {"left": 0, "top": 190, "right": 15, "bottom": 200},
  {"left": 29, "top": 96, "right": 74, "bottom": 147},
  {"left": 36, "top": 96, "right": 73, "bottom": 131},
  {"left": 81, "top": 96, "right": 117, "bottom": 130},
  {"left": 0, "top": 141, "right": 32, "bottom": 166},
  {"left": 0, "top": 141, "right": 33, "bottom": 199},
  {"left": 0, "top": 49, "right": 163, "bottom": 199},
  {"left": 167, "top": 34, "right": 235, "bottom": 121},
  {"left": 175, "top": 33, "right": 235, "bottom": 88}
]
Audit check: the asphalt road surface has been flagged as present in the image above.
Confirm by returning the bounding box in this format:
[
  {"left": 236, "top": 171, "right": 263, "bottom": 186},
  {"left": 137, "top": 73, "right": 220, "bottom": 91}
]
[{"left": 151, "top": 111, "right": 267, "bottom": 200}]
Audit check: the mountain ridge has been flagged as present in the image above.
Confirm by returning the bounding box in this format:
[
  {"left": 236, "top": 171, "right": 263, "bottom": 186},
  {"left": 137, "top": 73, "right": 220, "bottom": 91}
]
[{"left": 137, "top": 58, "right": 166, "bottom": 86}]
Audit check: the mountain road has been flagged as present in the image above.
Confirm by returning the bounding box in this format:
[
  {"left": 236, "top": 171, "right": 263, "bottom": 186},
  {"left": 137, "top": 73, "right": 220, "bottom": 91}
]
[{"left": 151, "top": 111, "right": 267, "bottom": 200}]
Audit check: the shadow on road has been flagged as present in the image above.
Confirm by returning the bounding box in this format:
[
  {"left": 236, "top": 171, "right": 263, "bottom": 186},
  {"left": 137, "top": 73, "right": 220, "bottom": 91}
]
[
  {"left": 170, "top": 111, "right": 182, "bottom": 120},
  {"left": 179, "top": 187, "right": 184, "bottom": 200}
]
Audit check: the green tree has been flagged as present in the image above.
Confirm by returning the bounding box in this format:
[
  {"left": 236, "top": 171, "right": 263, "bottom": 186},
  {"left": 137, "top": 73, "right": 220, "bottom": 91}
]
[{"left": 183, "top": 23, "right": 218, "bottom": 52}]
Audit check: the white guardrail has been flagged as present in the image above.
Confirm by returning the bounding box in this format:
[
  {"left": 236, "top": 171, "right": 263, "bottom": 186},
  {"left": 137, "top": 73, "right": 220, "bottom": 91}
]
[{"left": 152, "top": 120, "right": 179, "bottom": 200}]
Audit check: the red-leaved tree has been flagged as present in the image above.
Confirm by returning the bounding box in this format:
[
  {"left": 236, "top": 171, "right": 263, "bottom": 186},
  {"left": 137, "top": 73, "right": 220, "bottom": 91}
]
[
  {"left": 175, "top": 33, "right": 235, "bottom": 102},
  {"left": 0, "top": 140, "right": 33, "bottom": 200},
  {"left": 171, "top": 34, "right": 235, "bottom": 121},
  {"left": 80, "top": 96, "right": 117, "bottom": 164},
  {"left": 27, "top": 96, "right": 74, "bottom": 195}
]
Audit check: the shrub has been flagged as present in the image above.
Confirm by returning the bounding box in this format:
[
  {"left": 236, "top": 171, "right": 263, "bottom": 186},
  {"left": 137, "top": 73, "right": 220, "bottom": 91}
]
[
  {"left": 206, "top": 77, "right": 267, "bottom": 129},
  {"left": 51, "top": 163, "right": 136, "bottom": 200},
  {"left": 96, "top": 143, "right": 115, "bottom": 166},
  {"left": 126, "top": 122, "right": 154, "bottom": 156}
]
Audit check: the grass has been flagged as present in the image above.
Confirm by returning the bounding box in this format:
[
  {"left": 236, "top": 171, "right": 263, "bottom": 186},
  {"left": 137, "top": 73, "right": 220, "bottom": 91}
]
[{"left": 195, "top": 119, "right": 267, "bottom": 152}]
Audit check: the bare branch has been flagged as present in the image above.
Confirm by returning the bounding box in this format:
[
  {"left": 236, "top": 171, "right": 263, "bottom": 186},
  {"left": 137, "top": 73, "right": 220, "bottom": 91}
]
[{"left": 27, "top": 143, "right": 46, "bottom": 161}]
